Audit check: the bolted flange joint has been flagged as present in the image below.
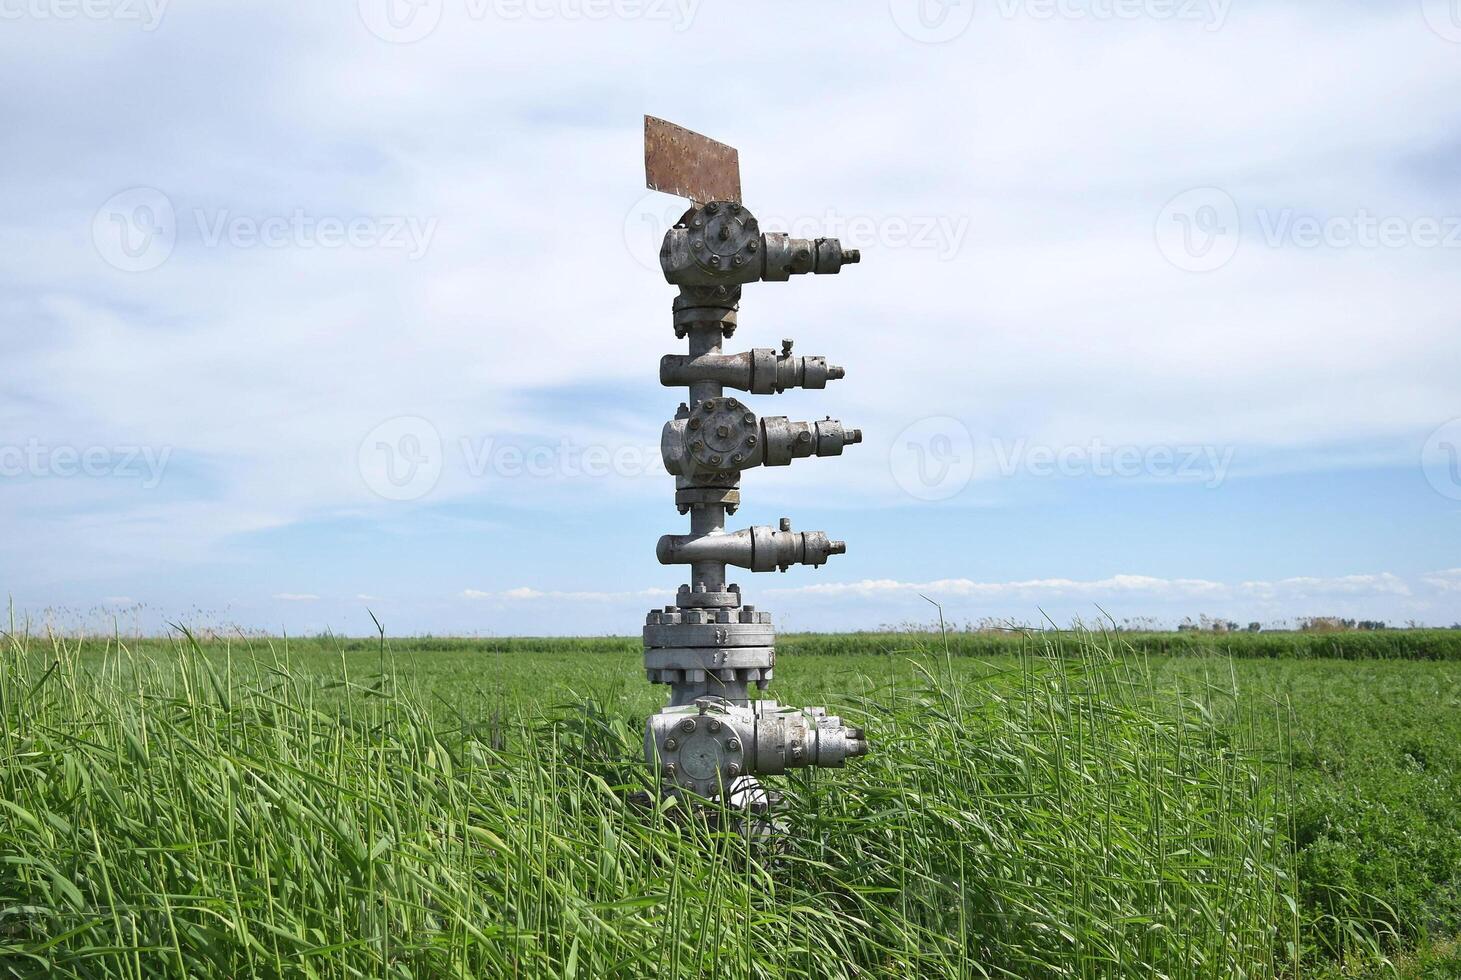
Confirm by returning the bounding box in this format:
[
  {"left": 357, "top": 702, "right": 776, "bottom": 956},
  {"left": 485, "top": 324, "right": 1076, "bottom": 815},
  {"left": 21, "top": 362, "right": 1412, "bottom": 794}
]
[
  {"left": 646, "top": 698, "right": 870, "bottom": 797},
  {"left": 660, "top": 202, "right": 861, "bottom": 289}
]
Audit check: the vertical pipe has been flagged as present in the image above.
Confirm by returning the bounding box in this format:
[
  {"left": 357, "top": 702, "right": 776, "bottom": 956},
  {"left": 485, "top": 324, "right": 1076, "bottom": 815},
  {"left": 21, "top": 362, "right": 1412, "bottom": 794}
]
[{"left": 685, "top": 322, "right": 727, "bottom": 595}]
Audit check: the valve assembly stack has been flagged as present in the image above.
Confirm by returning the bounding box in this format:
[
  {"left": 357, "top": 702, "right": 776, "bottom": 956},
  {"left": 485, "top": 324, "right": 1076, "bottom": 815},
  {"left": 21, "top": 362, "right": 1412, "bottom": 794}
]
[{"left": 640, "top": 117, "right": 870, "bottom": 797}]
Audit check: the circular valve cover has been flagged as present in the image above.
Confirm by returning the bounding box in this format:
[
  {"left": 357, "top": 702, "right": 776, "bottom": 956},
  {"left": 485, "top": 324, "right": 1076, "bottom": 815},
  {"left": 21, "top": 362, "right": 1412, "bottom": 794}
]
[
  {"left": 664, "top": 716, "right": 746, "bottom": 792},
  {"left": 685, "top": 396, "right": 758, "bottom": 471},
  {"left": 686, "top": 202, "right": 760, "bottom": 275}
]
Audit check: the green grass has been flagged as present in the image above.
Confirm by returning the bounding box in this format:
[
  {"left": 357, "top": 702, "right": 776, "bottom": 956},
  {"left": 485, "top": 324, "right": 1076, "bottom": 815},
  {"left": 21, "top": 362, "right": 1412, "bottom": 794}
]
[
  {"left": 783, "top": 629, "right": 1461, "bottom": 661},
  {"left": 1, "top": 627, "right": 1457, "bottom": 977}
]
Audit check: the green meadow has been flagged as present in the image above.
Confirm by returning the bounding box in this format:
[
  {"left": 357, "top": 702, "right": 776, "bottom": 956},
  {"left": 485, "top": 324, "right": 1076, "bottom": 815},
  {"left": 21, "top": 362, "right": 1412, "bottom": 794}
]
[{"left": 2, "top": 627, "right": 1458, "bottom": 978}]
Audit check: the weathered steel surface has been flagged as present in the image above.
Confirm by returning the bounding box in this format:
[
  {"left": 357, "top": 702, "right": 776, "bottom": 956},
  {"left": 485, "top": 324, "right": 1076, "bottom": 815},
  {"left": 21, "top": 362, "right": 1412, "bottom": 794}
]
[
  {"left": 637, "top": 119, "right": 870, "bottom": 795},
  {"left": 644, "top": 115, "right": 742, "bottom": 204}
]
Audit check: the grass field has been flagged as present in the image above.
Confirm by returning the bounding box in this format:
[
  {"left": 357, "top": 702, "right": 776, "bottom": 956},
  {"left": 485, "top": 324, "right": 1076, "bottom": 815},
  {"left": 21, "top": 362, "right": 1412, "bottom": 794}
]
[{"left": 1, "top": 626, "right": 1458, "bottom": 978}]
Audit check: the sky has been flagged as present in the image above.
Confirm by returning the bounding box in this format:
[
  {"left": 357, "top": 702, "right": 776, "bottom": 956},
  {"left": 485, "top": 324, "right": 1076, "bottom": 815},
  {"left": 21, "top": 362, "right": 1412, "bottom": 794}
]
[{"left": 2, "top": 0, "right": 1460, "bottom": 636}]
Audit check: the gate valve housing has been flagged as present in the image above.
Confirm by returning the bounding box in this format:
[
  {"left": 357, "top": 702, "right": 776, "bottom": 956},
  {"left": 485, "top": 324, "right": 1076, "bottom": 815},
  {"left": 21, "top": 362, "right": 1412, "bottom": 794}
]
[
  {"left": 661, "top": 396, "right": 861, "bottom": 480},
  {"left": 660, "top": 201, "right": 861, "bottom": 288}
]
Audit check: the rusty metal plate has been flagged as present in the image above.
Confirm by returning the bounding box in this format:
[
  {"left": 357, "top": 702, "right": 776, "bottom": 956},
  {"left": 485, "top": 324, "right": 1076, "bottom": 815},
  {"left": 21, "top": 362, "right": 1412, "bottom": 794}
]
[{"left": 644, "top": 115, "right": 741, "bottom": 204}]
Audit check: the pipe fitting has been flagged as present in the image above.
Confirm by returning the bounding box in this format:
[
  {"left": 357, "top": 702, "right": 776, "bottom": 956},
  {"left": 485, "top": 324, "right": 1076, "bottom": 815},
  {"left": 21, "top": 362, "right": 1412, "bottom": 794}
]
[
  {"left": 662, "top": 397, "right": 861, "bottom": 479},
  {"left": 660, "top": 202, "right": 861, "bottom": 288},
  {"left": 659, "top": 348, "right": 845, "bottom": 394},
  {"left": 646, "top": 699, "right": 870, "bottom": 797},
  {"left": 657, "top": 522, "right": 846, "bottom": 572}
]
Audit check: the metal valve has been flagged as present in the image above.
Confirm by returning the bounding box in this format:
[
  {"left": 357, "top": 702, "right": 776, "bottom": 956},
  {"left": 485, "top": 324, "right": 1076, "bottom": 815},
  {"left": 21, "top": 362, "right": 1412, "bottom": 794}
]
[
  {"left": 655, "top": 522, "right": 847, "bottom": 572},
  {"left": 638, "top": 116, "right": 870, "bottom": 797},
  {"left": 646, "top": 699, "right": 869, "bottom": 799},
  {"left": 661, "top": 396, "right": 861, "bottom": 480},
  {"left": 659, "top": 344, "right": 845, "bottom": 393},
  {"left": 659, "top": 201, "right": 861, "bottom": 288}
]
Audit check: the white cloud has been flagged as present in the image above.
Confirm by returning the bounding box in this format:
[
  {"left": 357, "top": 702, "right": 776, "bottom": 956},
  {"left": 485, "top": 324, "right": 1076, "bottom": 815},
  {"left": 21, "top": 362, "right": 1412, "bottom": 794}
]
[
  {"left": 771, "top": 572, "right": 1413, "bottom": 602},
  {"left": 2, "top": 3, "right": 1458, "bottom": 631},
  {"left": 1422, "top": 569, "right": 1461, "bottom": 593},
  {"left": 272, "top": 593, "right": 320, "bottom": 602},
  {"left": 461, "top": 586, "right": 661, "bottom": 602},
  {"left": 1239, "top": 574, "right": 1411, "bottom": 600}
]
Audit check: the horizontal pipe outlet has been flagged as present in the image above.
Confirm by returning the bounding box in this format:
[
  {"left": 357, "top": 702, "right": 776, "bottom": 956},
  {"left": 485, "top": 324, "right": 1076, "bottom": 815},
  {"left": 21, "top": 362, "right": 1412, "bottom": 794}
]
[{"left": 656, "top": 524, "right": 846, "bottom": 572}]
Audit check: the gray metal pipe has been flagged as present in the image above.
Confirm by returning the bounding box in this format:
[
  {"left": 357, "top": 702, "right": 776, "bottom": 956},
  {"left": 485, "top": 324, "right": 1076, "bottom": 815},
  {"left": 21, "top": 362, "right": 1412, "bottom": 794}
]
[{"left": 657, "top": 523, "right": 846, "bottom": 572}]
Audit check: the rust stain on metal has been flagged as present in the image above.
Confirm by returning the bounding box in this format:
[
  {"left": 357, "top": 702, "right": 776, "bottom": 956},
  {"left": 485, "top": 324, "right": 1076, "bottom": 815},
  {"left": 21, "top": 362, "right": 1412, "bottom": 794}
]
[{"left": 644, "top": 115, "right": 742, "bottom": 204}]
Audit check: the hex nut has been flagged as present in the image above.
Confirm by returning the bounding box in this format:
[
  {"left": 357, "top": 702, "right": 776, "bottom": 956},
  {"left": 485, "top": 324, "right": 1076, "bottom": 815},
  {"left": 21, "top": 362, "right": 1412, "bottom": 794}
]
[
  {"left": 663, "top": 737, "right": 678, "bottom": 751},
  {"left": 678, "top": 718, "right": 697, "bottom": 733},
  {"left": 725, "top": 738, "right": 741, "bottom": 752}
]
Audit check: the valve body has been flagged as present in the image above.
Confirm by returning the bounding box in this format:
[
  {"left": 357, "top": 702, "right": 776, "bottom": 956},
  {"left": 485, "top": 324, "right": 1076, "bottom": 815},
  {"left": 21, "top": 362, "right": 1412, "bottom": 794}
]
[{"left": 643, "top": 199, "right": 871, "bottom": 796}]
